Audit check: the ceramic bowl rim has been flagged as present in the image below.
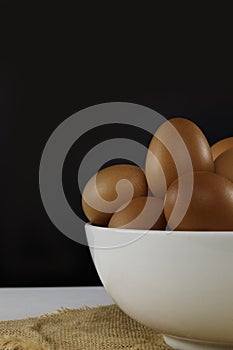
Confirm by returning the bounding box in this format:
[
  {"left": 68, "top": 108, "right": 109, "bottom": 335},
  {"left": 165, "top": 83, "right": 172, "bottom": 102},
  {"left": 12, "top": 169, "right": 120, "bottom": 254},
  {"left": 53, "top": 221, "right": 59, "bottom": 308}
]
[{"left": 85, "top": 222, "right": 233, "bottom": 237}]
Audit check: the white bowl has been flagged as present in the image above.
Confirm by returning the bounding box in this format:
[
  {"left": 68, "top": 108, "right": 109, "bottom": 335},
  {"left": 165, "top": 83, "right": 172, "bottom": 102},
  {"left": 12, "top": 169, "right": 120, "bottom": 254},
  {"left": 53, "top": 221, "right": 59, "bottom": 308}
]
[{"left": 85, "top": 223, "right": 233, "bottom": 350}]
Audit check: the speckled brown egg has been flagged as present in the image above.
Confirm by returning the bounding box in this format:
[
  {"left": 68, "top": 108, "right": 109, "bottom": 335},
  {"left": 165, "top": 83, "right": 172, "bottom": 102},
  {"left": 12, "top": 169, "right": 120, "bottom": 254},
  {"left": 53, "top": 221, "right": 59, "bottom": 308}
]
[
  {"left": 215, "top": 147, "right": 233, "bottom": 182},
  {"left": 164, "top": 171, "right": 233, "bottom": 231},
  {"left": 82, "top": 165, "right": 148, "bottom": 226},
  {"left": 108, "top": 196, "right": 166, "bottom": 230},
  {"left": 211, "top": 137, "right": 233, "bottom": 161},
  {"left": 145, "top": 118, "right": 214, "bottom": 198}
]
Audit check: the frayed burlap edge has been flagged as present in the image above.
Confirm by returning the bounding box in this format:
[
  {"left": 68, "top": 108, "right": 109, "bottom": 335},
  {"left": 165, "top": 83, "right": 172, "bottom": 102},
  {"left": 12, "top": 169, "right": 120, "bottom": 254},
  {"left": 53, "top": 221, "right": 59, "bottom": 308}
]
[
  {"left": 0, "top": 336, "right": 47, "bottom": 350},
  {"left": 0, "top": 306, "right": 95, "bottom": 350},
  {"left": 0, "top": 305, "right": 170, "bottom": 350}
]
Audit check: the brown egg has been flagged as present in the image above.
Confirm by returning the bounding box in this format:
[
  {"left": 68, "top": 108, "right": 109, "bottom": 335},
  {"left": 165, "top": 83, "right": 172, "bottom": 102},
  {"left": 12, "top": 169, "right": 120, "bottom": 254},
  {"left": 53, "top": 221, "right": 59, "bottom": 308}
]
[
  {"left": 164, "top": 171, "right": 233, "bottom": 231},
  {"left": 211, "top": 137, "right": 233, "bottom": 161},
  {"left": 145, "top": 118, "right": 214, "bottom": 198},
  {"left": 108, "top": 196, "right": 166, "bottom": 230},
  {"left": 82, "top": 165, "right": 148, "bottom": 226},
  {"left": 215, "top": 147, "right": 233, "bottom": 182}
]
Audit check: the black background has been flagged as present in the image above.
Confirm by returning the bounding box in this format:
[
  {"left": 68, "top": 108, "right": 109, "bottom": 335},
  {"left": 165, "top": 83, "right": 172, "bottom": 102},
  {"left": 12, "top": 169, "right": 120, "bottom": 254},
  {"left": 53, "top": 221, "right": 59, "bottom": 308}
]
[{"left": 0, "top": 4, "right": 233, "bottom": 287}]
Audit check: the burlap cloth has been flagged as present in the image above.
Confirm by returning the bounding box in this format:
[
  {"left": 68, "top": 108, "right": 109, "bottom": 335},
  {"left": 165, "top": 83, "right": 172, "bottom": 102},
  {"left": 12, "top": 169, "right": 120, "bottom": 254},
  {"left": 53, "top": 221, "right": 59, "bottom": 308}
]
[{"left": 0, "top": 304, "right": 171, "bottom": 350}]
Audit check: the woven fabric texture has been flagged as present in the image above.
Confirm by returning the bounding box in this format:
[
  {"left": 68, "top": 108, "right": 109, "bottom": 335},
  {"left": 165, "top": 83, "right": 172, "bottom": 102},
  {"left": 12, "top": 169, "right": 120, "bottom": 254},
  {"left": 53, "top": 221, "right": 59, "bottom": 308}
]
[{"left": 0, "top": 304, "right": 171, "bottom": 350}]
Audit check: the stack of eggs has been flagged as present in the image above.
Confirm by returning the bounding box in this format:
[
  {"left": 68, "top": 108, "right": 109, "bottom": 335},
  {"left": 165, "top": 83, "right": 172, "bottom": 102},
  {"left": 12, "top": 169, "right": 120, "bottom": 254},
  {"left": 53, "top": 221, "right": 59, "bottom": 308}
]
[{"left": 82, "top": 118, "right": 233, "bottom": 231}]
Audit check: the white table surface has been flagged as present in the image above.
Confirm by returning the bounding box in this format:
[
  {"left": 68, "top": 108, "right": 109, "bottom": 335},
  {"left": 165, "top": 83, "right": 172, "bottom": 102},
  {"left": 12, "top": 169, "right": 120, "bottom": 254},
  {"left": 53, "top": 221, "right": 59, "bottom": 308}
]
[{"left": 0, "top": 287, "right": 113, "bottom": 321}]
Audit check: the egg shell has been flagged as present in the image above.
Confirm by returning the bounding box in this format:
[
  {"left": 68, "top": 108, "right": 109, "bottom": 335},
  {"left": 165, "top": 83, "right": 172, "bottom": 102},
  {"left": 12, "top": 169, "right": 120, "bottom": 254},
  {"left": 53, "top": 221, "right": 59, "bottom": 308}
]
[
  {"left": 164, "top": 171, "right": 233, "bottom": 231},
  {"left": 145, "top": 118, "right": 214, "bottom": 198},
  {"left": 82, "top": 164, "right": 148, "bottom": 226},
  {"left": 215, "top": 147, "right": 233, "bottom": 182},
  {"left": 211, "top": 137, "right": 233, "bottom": 161},
  {"left": 108, "top": 196, "right": 166, "bottom": 230}
]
